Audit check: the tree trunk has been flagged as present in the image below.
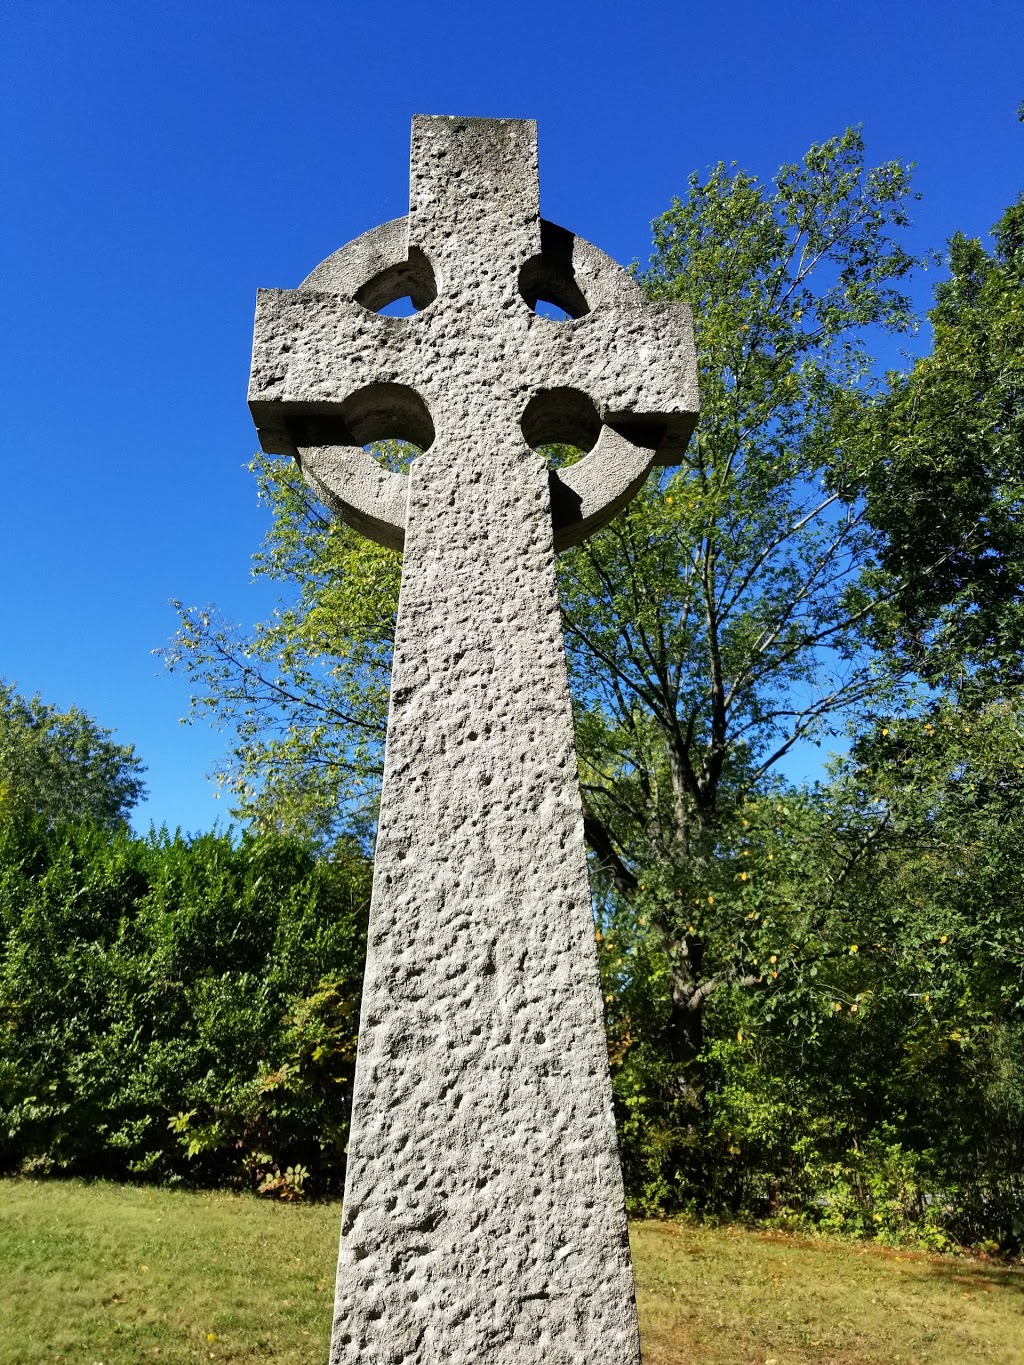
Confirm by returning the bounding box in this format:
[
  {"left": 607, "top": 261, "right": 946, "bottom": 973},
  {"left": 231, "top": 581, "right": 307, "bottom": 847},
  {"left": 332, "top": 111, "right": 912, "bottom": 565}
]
[{"left": 664, "top": 933, "right": 707, "bottom": 1114}]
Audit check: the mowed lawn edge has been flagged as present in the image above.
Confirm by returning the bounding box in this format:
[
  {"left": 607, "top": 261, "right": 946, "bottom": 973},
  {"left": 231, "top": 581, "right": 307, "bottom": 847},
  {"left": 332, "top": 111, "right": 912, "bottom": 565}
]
[{"left": 1, "top": 1179, "right": 1023, "bottom": 1364}]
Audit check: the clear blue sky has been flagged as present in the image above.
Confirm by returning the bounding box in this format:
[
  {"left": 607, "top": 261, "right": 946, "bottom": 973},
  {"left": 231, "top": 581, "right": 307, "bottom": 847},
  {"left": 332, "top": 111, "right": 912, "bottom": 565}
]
[{"left": 1, "top": 0, "right": 1021, "bottom": 834}]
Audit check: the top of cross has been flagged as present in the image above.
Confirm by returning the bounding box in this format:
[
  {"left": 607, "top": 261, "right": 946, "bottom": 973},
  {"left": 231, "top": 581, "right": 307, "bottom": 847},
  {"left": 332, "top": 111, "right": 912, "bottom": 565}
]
[
  {"left": 248, "top": 116, "right": 698, "bottom": 552},
  {"left": 408, "top": 116, "right": 540, "bottom": 278}
]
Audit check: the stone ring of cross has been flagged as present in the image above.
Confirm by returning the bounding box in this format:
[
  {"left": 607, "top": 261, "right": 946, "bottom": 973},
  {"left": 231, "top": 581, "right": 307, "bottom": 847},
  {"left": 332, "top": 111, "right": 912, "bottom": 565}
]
[{"left": 249, "top": 116, "right": 698, "bottom": 554}]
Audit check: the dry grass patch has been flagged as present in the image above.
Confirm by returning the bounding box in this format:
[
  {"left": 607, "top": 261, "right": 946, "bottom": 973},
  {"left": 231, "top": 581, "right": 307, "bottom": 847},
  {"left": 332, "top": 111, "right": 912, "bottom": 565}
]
[{"left": 632, "top": 1217, "right": 1024, "bottom": 1364}]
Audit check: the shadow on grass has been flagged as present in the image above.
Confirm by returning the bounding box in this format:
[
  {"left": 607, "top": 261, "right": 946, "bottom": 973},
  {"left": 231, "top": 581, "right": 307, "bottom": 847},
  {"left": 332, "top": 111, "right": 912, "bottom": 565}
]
[{"left": 923, "top": 1255, "right": 1024, "bottom": 1297}]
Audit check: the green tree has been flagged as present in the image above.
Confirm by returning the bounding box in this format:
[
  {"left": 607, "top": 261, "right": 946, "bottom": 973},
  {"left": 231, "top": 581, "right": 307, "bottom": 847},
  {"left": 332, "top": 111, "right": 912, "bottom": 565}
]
[
  {"left": 741, "top": 699, "right": 1024, "bottom": 1245},
  {"left": 0, "top": 680, "right": 146, "bottom": 831},
  {"left": 559, "top": 129, "right": 924, "bottom": 1087},
  {"left": 596, "top": 693, "right": 1024, "bottom": 1237},
  {"left": 163, "top": 445, "right": 407, "bottom": 844},
  {"left": 166, "top": 129, "right": 931, "bottom": 1108},
  {"left": 853, "top": 194, "right": 1024, "bottom": 689}
]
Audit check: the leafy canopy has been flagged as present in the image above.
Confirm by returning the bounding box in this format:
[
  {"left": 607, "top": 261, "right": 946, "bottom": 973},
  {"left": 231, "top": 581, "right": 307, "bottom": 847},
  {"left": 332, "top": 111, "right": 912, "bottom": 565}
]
[
  {"left": 852, "top": 194, "right": 1024, "bottom": 689},
  {"left": 0, "top": 680, "right": 146, "bottom": 831}
]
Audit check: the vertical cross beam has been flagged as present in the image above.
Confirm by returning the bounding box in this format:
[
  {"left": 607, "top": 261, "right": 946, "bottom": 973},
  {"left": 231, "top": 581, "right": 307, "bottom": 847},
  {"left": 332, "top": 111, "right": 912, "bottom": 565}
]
[
  {"left": 334, "top": 120, "right": 640, "bottom": 1365},
  {"left": 248, "top": 115, "right": 698, "bottom": 1365}
]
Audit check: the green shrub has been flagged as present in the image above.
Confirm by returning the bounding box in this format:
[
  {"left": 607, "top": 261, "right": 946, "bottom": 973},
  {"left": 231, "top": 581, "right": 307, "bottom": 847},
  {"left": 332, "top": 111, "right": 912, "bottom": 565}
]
[{"left": 0, "top": 820, "right": 369, "bottom": 1196}]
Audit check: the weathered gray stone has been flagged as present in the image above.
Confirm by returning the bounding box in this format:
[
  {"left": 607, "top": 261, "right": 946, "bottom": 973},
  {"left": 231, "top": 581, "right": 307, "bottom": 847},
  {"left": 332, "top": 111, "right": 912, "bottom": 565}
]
[{"left": 248, "top": 115, "right": 698, "bottom": 1365}]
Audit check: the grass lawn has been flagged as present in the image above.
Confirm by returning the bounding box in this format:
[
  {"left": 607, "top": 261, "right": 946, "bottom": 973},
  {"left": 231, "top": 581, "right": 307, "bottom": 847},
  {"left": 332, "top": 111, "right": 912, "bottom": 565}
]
[{"left": 1, "top": 1180, "right": 1022, "bottom": 1364}]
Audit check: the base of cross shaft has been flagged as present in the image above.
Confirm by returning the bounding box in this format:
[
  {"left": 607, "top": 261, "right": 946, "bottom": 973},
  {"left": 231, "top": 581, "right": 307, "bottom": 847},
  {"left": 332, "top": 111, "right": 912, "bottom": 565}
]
[{"left": 330, "top": 440, "right": 641, "bottom": 1364}]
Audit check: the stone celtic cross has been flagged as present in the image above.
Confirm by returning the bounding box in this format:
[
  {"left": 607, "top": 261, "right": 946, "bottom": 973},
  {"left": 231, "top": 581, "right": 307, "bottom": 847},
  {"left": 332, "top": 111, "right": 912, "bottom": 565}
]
[{"left": 249, "top": 116, "right": 697, "bottom": 1365}]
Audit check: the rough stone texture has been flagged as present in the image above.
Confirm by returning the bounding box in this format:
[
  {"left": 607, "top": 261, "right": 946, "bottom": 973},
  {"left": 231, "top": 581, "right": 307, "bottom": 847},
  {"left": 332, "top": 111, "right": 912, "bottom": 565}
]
[{"left": 248, "top": 116, "right": 698, "bottom": 1365}]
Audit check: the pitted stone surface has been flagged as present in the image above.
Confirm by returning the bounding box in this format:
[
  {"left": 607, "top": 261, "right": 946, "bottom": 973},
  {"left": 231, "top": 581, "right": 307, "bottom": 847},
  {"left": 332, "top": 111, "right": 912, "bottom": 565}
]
[{"left": 247, "top": 116, "right": 698, "bottom": 1365}]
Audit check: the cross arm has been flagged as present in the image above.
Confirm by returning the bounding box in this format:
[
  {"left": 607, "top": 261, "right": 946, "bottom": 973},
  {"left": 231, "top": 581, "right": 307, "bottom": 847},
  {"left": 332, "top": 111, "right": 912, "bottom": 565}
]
[
  {"left": 527, "top": 231, "right": 698, "bottom": 547},
  {"left": 248, "top": 289, "right": 425, "bottom": 458},
  {"left": 526, "top": 230, "right": 698, "bottom": 469}
]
